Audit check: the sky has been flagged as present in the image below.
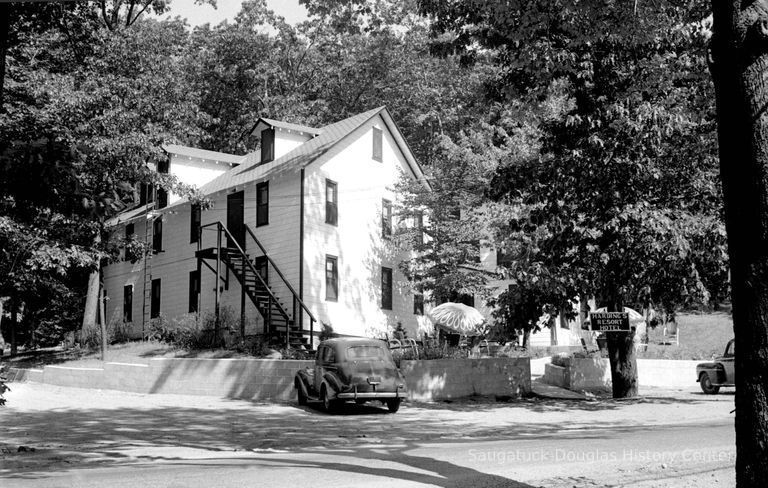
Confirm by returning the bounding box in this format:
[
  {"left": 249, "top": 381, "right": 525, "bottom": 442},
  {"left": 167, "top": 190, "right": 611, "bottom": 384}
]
[{"left": 161, "top": 0, "right": 309, "bottom": 26}]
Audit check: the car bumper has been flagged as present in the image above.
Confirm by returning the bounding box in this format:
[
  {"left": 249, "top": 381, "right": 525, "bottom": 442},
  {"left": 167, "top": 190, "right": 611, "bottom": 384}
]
[{"left": 336, "top": 390, "right": 406, "bottom": 400}]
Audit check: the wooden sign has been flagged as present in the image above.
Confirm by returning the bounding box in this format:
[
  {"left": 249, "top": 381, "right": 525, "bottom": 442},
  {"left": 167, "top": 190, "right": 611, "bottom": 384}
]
[{"left": 590, "top": 312, "right": 630, "bottom": 332}]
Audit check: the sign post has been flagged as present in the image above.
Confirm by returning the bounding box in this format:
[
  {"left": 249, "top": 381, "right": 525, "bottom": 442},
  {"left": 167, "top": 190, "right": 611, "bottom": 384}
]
[{"left": 590, "top": 312, "right": 630, "bottom": 332}]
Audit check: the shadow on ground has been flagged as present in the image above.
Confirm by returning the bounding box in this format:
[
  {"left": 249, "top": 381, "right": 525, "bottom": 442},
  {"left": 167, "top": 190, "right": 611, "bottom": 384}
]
[{"left": 0, "top": 394, "right": 674, "bottom": 482}]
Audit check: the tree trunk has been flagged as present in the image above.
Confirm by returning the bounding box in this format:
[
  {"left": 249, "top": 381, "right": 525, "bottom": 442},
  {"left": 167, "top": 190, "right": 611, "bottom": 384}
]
[
  {"left": 82, "top": 231, "right": 102, "bottom": 344},
  {"left": 99, "top": 285, "right": 107, "bottom": 361},
  {"left": 606, "top": 330, "right": 637, "bottom": 398},
  {"left": 81, "top": 269, "right": 100, "bottom": 343},
  {"left": 522, "top": 329, "right": 531, "bottom": 349},
  {"left": 710, "top": 2, "right": 768, "bottom": 484},
  {"left": 0, "top": 3, "right": 9, "bottom": 112},
  {"left": 10, "top": 301, "right": 17, "bottom": 355},
  {"left": 604, "top": 292, "right": 638, "bottom": 398}
]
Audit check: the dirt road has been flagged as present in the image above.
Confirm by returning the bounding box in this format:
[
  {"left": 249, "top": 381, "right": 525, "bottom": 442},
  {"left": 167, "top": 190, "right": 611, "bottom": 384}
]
[{"left": 0, "top": 382, "right": 735, "bottom": 487}]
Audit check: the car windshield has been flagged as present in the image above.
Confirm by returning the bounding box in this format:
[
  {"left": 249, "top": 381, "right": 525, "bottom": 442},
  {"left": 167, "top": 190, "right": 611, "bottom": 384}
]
[{"left": 346, "top": 345, "right": 386, "bottom": 360}]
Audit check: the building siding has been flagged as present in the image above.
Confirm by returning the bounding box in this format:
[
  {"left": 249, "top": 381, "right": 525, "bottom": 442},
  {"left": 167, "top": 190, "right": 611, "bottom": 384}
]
[
  {"left": 103, "top": 110, "right": 429, "bottom": 343},
  {"left": 302, "top": 114, "right": 430, "bottom": 339}
]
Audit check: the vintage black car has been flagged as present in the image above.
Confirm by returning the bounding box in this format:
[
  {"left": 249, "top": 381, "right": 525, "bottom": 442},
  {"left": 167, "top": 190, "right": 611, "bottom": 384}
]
[
  {"left": 696, "top": 339, "right": 735, "bottom": 394},
  {"left": 294, "top": 338, "right": 408, "bottom": 413}
]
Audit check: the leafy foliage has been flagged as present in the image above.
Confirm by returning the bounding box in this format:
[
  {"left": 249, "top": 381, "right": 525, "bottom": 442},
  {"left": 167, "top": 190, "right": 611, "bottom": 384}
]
[{"left": 418, "top": 0, "right": 727, "bottom": 320}]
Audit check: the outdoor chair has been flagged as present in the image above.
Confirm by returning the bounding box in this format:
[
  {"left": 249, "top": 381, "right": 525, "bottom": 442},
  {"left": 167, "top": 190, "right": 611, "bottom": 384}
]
[
  {"left": 662, "top": 323, "right": 680, "bottom": 346},
  {"left": 387, "top": 337, "right": 420, "bottom": 359}
]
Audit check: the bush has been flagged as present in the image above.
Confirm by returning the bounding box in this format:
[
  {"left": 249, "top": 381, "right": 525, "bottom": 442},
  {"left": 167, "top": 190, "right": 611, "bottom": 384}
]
[
  {"left": 147, "top": 314, "right": 211, "bottom": 349},
  {"left": 0, "top": 375, "right": 8, "bottom": 407}
]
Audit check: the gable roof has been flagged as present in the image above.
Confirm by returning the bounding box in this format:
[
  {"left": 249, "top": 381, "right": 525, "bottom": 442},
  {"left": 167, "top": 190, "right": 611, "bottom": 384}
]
[
  {"left": 152, "top": 107, "right": 431, "bottom": 211},
  {"left": 199, "top": 107, "right": 385, "bottom": 195},
  {"left": 104, "top": 203, "right": 155, "bottom": 227},
  {"left": 162, "top": 144, "right": 243, "bottom": 165},
  {"left": 251, "top": 118, "right": 323, "bottom": 138}
]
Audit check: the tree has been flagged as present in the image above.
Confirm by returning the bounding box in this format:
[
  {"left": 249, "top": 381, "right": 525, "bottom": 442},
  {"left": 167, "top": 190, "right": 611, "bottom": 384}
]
[
  {"left": 709, "top": 1, "right": 768, "bottom": 484},
  {"left": 1, "top": 5, "right": 204, "bottom": 347},
  {"left": 417, "top": 0, "right": 726, "bottom": 397}
]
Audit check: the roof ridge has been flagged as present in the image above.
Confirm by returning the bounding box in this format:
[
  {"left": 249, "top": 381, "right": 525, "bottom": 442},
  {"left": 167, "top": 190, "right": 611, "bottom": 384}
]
[{"left": 198, "top": 107, "right": 387, "bottom": 196}]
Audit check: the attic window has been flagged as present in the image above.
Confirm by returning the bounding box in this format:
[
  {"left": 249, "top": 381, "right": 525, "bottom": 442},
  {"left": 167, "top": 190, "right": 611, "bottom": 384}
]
[
  {"left": 261, "top": 128, "right": 275, "bottom": 163},
  {"left": 372, "top": 127, "right": 383, "bottom": 162}
]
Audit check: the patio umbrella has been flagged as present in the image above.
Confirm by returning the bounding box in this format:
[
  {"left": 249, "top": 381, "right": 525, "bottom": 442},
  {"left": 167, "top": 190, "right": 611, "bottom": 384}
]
[{"left": 428, "top": 302, "right": 486, "bottom": 336}]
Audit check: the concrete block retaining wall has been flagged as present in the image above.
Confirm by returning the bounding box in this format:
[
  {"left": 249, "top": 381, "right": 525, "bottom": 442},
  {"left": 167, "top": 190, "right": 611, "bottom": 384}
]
[
  {"left": 9, "top": 357, "right": 532, "bottom": 403},
  {"left": 543, "top": 358, "right": 611, "bottom": 392},
  {"left": 400, "top": 358, "right": 531, "bottom": 401},
  {"left": 7, "top": 358, "right": 314, "bottom": 402},
  {"left": 542, "top": 358, "right": 703, "bottom": 391}
]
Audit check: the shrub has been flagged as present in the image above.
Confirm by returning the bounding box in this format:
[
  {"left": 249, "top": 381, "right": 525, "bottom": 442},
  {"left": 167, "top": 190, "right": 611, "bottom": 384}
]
[
  {"left": 147, "top": 314, "right": 211, "bottom": 349},
  {"left": 0, "top": 371, "right": 8, "bottom": 406}
]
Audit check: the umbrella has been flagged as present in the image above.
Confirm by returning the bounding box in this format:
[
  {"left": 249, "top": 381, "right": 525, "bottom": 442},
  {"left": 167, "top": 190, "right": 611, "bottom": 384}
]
[{"left": 428, "top": 302, "right": 486, "bottom": 336}]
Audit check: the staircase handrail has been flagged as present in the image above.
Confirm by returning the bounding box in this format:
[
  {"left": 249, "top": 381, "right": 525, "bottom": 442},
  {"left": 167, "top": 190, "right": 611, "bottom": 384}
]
[
  {"left": 243, "top": 223, "right": 318, "bottom": 326},
  {"left": 201, "top": 221, "right": 291, "bottom": 322}
]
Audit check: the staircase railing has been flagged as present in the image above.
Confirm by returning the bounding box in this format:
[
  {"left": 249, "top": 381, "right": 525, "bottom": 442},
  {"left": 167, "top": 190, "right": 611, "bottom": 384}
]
[
  {"left": 198, "top": 221, "right": 317, "bottom": 347},
  {"left": 199, "top": 222, "right": 290, "bottom": 340},
  {"left": 243, "top": 223, "right": 317, "bottom": 345}
]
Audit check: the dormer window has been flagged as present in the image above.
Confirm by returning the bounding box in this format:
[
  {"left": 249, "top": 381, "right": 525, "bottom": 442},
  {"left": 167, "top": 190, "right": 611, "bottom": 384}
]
[{"left": 261, "top": 128, "right": 275, "bottom": 163}]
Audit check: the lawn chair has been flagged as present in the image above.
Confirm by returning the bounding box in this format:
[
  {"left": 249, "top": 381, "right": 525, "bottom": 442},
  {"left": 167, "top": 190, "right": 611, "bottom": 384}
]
[
  {"left": 662, "top": 322, "right": 680, "bottom": 346},
  {"left": 387, "top": 337, "right": 420, "bottom": 359}
]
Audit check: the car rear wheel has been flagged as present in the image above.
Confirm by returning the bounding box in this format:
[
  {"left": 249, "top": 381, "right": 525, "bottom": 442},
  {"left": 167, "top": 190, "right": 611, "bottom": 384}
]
[
  {"left": 700, "top": 372, "right": 720, "bottom": 394},
  {"left": 321, "top": 385, "right": 339, "bottom": 413},
  {"left": 386, "top": 398, "right": 401, "bottom": 413}
]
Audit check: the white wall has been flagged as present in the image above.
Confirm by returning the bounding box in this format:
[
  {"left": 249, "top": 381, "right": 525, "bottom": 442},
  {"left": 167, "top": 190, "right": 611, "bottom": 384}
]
[
  {"left": 301, "top": 115, "right": 426, "bottom": 340},
  {"left": 274, "top": 129, "right": 312, "bottom": 160},
  {"left": 102, "top": 199, "right": 263, "bottom": 338},
  {"left": 168, "top": 155, "right": 234, "bottom": 204}
]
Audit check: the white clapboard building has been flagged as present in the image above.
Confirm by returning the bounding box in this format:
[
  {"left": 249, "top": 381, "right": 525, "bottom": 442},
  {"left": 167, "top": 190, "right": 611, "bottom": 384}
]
[{"left": 101, "top": 107, "right": 433, "bottom": 348}]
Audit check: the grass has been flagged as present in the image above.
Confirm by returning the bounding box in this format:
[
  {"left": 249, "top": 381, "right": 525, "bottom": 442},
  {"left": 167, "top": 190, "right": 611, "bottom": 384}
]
[
  {"left": 1, "top": 340, "right": 256, "bottom": 370},
  {"left": 1, "top": 311, "right": 735, "bottom": 371},
  {"left": 638, "top": 311, "right": 734, "bottom": 360}
]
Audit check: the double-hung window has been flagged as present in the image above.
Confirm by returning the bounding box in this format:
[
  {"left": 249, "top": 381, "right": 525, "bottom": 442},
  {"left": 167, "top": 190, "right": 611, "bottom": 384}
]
[
  {"left": 190, "top": 204, "right": 201, "bottom": 243},
  {"left": 150, "top": 278, "right": 161, "bottom": 318},
  {"left": 381, "top": 267, "right": 393, "bottom": 310},
  {"left": 256, "top": 181, "right": 269, "bottom": 227},
  {"left": 326, "top": 179, "right": 338, "bottom": 225},
  {"left": 152, "top": 218, "right": 163, "bottom": 253},
  {"left": 123, "top": 285, "right": 133, "bottom": 322},
  {"left": 261, "top": 128, "right": 275, "bottom": 163},
  {"left": 188, "top": 270, "right": 200, "bottom": 313},
  {"left": 326, "top": 255, "right": 338, "bottom": 301},
  {"left": 413, "top": 293, "right": 424, "bottom": 315},
  {"left": 382, "top": 199, "right": 392, "bottom": 239}
]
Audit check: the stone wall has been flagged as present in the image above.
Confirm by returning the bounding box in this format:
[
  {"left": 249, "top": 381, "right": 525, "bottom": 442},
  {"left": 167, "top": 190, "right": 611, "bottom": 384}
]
[
  {"left": 400, "top": 357, "right": 531, "bottom": 401},
  {"left": 6, "top": 358, "right": 314, "bottom": 402}
]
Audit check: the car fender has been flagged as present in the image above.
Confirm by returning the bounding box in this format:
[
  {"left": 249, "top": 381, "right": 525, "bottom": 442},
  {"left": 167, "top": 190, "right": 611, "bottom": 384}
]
[
  {"left": 295, "top": 370, "right": 312, "bottom": 396},
  {"left": 697, "top": 363, "right": 726, "bottom": 383},
  {"left": 323, "top": 371, "right": 345, "bottom": 394}
]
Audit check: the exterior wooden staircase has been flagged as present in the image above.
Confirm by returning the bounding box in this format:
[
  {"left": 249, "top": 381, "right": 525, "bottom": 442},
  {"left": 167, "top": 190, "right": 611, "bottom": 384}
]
[{"left": 196, "top": 222, "right": 316, "bottom": 350}]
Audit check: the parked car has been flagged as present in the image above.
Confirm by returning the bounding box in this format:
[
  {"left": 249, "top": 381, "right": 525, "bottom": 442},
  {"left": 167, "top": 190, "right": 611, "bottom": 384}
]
[
  {"left": 696, "top": 339, "right": 735, "bottom": 394},
  {"left": 294, "top": 338, "right": 408, "bottom": 413}
]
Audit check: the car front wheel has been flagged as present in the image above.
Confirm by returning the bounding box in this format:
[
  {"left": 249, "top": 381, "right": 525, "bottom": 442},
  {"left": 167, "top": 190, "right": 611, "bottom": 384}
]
[
  {"left": 386, "top": 398, "right": 401, "bottom": 413},
  {"left": 700, "top": 372, "right": 720, "bottom": 394}
]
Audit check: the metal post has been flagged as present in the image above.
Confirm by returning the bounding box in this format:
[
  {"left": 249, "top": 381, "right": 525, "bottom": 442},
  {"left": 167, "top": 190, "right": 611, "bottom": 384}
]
[
  {"left": 310, "top": 317, "right": 314, "bottom": 349},
  {"left": 215, "top": 223, "right": 221, "bottom": 343},
  {"left": 240, "top": 257, "right": 246, "bottom": 341},
  {"left": 196, "top": 256, "right": 202, "bottom": 320}
]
